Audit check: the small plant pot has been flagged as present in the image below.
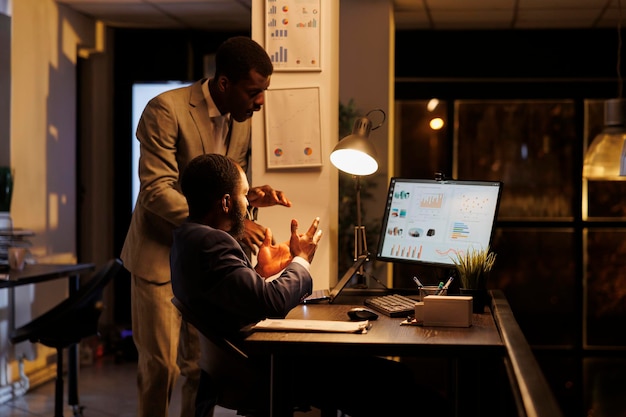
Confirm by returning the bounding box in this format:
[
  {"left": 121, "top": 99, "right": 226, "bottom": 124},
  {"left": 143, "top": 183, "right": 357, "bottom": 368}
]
[{"left": 459, "top": 288, "right": 490, "bottom": 314}]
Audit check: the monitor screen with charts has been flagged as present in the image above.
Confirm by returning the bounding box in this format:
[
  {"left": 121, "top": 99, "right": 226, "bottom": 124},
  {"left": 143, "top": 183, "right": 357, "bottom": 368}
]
[{"left": 375, "top": 177, "right": 503, "bottom": 268}]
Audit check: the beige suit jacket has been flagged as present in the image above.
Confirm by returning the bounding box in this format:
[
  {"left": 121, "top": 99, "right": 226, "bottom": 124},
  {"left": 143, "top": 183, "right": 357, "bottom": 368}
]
[{"left": 121, "top": 79, "right": 251, "bottom": 283}]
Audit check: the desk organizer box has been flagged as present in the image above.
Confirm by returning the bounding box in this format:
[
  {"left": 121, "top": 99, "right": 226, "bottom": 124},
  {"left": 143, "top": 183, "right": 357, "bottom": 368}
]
[{"left": 415, "top": 295, "right": 473, "bottom": 327}]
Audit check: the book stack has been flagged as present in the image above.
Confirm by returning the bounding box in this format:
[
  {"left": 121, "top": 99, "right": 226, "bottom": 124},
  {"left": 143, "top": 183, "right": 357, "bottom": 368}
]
[{"left": 0, "top": 228, "right": 34, "bottom": 271}]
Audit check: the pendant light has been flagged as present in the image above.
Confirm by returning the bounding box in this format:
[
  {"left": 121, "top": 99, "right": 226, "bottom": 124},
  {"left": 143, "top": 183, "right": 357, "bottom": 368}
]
[{"left": 583, "top": 0, "right": 626, "bottom": 180}]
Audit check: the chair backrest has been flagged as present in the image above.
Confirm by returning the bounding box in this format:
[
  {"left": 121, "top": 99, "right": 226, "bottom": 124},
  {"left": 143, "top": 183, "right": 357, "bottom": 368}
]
[
  {"left": 172, "top": 296, "right": 260, "bottom": 411},
  {"left": 10, "top": 258, "right": 123, "bottom": 348},
  {"left": 171, "top": 296, "right": 248, "bottom": 360}
]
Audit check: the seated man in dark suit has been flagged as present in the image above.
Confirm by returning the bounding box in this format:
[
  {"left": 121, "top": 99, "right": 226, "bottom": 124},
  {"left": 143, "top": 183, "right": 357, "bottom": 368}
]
[{"left": 170, "top": 153, "right": 434, "bottom": 417}]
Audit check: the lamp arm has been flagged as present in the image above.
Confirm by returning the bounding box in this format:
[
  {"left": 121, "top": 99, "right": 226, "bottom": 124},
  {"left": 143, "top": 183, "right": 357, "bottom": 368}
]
[
  {"left": 353, "top": 175, "right": 369, "bottom": 286},
  {"left": 355, "top": 175, "right": 363, "bottom": 231}
]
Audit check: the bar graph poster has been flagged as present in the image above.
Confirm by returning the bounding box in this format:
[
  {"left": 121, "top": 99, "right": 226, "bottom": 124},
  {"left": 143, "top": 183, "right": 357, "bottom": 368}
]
[
  {"left": 265, "top": 87, "right": 322, "bottom": 168},
  {"left": 265, "top": 0, "right": 321, "bottom": 71}
]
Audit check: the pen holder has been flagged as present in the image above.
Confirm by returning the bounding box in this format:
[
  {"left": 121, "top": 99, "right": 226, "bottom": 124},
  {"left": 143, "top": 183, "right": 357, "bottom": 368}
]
[{"left": 419, "top": 286, "right": 446, "bottom": 301}]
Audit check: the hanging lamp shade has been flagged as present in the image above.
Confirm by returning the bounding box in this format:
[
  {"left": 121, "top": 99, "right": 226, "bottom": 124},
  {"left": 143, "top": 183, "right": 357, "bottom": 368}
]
[
  {"left": 330, "top": 116, "right": 379, "bottom": 176},
  {"left": 583, "top": 98, "right": 626, "bottom": 180}
]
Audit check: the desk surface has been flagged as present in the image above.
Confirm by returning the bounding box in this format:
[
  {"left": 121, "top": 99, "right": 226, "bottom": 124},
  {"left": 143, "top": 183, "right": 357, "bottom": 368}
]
[
  {"left": 244, "top": 302, "right": 504, "bottom": 357},
  {"left": 0, "top": 263, "right": 95, "bottom": 288},
  {"left": 240, "top": 291, "right": 561, "bottom": 417}
]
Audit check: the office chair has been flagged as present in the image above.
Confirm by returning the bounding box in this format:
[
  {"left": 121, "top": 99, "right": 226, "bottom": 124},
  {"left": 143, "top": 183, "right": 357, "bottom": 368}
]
[
  {"left": 171, "top": 296, "right": 252, "bottom": 416},
  {"left": 10, "top": 258, "right": 123, "bottom": 417},
  {"left": 171, "top": 296, "right": 342, "bottom": 417}
]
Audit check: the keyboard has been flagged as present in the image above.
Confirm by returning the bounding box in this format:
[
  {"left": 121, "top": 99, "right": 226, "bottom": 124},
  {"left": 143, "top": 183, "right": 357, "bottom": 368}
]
[{"left": 364, "top": 294, "right": 418, "bottom": 317}]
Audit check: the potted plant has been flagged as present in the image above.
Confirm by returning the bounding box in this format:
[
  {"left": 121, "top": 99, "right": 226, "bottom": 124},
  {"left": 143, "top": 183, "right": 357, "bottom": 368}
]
[{"left": 451, "top": 247, "right": 496, "bottom": 313}]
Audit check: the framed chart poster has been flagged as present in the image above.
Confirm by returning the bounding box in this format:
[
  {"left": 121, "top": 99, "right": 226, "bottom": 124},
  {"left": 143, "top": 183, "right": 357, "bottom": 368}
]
[
  {"left": 265, "top": 0, "right": 321, "bottom": 71},
  {"left": 265, "top": 87, "right": 322, "bottom": 169}
]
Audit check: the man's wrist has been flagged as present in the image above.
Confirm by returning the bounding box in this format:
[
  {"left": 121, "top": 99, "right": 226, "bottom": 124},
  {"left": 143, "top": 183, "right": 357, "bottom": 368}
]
[{"left": 291, "top": 256, "right": 310, "bottom": 271}]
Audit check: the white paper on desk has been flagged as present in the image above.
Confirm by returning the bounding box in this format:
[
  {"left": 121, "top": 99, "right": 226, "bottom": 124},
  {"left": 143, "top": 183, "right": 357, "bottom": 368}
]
[{"left": 251, "top": 319, "right": 369, "bottom": 333}]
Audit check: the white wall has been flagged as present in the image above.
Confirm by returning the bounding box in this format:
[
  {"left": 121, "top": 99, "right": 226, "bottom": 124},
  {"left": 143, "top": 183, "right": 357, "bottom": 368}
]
[
  {"left": 251, "top": 0, "right": 340, "bottom": 289},
  {"left": 250, "top": 0, "right": 394, "bottom": 289},
  {"left": 2, "top": 0, "right": 100, "bottom": 395},
  {"left": 11, "top": 0, "right": 96, "bottom": 257},
  {"left": 0, "top": 12, "right": 9, "bottom": 168}
]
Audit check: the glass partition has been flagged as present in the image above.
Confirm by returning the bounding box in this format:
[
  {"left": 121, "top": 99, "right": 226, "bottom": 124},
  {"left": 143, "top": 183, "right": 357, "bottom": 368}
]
[{"left": 394, "top": 98, "right": 626, "bottom": 350}]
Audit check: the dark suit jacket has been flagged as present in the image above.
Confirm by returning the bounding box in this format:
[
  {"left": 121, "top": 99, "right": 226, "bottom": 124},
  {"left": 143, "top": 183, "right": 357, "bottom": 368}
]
[
  {"left": 170, "top": 221, "right": 313, "bottom": 337},
  {"left": 121, "top": 79, "right": 251, "bottom": 283}
]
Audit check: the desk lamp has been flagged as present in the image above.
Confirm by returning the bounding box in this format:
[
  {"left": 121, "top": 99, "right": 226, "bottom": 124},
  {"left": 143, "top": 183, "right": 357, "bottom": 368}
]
[{"left": 330, "top": 109, "right": 385, "bottom": 284}]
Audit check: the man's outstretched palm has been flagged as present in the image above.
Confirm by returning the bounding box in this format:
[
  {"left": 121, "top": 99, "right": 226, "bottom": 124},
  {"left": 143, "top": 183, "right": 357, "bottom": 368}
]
[{"left": 255, "top": 227, "right": 292, "bottom": 278}]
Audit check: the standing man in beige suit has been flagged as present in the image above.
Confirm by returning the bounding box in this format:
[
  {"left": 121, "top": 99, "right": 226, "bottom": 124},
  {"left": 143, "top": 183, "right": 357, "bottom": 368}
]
[{"left": 121, "top": 36, "right": 290, "bottom": 417}]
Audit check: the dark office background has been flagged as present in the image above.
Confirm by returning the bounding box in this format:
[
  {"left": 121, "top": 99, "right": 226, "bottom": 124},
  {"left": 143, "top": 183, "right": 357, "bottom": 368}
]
[
  {"left": 392, "top": 29, "right": 626, "bottom": 417},
  {"left": 103, "top": 27, "right": 626, "bottom": 417}
]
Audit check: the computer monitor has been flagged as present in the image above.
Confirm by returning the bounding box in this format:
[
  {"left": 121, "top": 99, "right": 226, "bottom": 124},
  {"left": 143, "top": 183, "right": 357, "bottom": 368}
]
[{"left": 375, "top": 177, "right": 503, "bottom": 269}]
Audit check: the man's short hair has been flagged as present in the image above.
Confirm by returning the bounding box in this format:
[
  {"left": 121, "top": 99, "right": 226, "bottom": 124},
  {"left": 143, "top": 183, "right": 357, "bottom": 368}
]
[
  {"left": 214, "top": 36, "right": 273, "bottom": 83},
  {"left": 181, "top": 154, "right": 240, "bottom": 220}
]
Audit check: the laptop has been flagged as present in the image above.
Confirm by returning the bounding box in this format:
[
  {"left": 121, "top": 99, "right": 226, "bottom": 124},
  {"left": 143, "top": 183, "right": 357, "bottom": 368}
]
[{"left": 302, "top": 253, "right": 369, "bottom": 304}]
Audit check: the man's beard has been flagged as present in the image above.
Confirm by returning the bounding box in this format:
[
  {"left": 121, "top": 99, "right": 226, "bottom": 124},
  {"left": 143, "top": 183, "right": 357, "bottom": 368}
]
[{"left": 229, "top": 202, "right": 246, "bottom": 239}]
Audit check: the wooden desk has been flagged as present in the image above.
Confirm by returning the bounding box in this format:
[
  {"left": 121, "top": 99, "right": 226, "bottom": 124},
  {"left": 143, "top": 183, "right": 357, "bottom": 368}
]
[
  {"left": 245, "top": 302, "right": 503, "bottom": 356},
  {"left": 244, "top": 301, "right": 506, "bottom": 417},
  {"left": 244, "top": 290, "right": 564, "bottom": 417},
  {"left": 1, "top": 263, "right": 95, "bottom": 408}
]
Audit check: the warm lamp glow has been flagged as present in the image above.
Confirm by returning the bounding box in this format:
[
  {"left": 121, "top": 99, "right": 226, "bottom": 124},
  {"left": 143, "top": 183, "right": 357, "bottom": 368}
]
[
  {"left": 583, "top": 131, "right": 626, "bottom": 179},
  {"left": 429, "top": 117, "right": 444, "bottom": 130},
  {"left": 427, "top": 98, "right": 439, "bottom": 112},
  {"left": 583, "top": 99, "right": 626, "bottom": 180},
  {"left": 330, "top": 115, "right": 380, "bottom": 176},
  {"left": 330, "top": 149, "right": 378, "bottom": 176}
]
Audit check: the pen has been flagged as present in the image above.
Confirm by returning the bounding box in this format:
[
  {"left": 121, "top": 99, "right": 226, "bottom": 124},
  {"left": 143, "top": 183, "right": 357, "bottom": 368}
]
[
  {"left": 412, "top": 276, "right": 423, "bottom": 288},
  {"left": 439, "top": 276, "right": 454, "bottom": 295}
]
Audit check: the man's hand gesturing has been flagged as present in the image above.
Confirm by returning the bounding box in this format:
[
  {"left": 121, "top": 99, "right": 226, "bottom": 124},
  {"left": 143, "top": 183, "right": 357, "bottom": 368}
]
[
  {"left": 255, "top": 227, "right": 292, "bottom": 278},
  {"left": 289, "top": 217, "right": 323, "bottom": 263}
]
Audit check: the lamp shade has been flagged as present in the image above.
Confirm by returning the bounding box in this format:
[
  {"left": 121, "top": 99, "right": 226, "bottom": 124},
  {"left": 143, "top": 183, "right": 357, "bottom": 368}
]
[
  {"left": 583, "top": 98, "right": 626, "bottom": 180},
  {"left": 330, "top": 116, "right": 379, "bottom": 176}
]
